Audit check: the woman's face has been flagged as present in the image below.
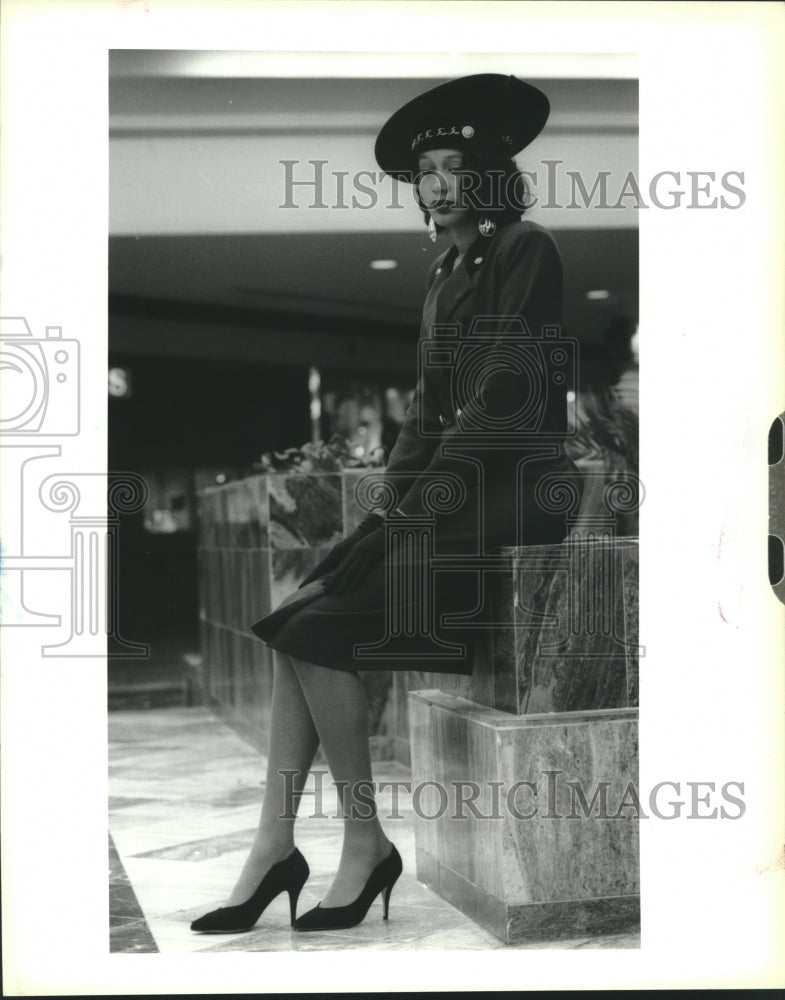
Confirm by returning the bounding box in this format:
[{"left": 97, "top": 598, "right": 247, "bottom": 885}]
[{"left": 416, "top": 147, "right": 472, "bottom": 228}]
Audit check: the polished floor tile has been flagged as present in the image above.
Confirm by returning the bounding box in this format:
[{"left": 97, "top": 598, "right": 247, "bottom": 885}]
[
  {"left": 109, "top": 706, "right": 641, "bottom": 953},
  {"left": 108, "top": 833, "right": 158, "bottom": 953}
]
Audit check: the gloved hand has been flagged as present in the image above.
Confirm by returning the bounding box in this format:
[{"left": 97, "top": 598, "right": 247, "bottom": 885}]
[
  {"left": 298, "top": 512, "right": 384, "bottom": 588},
  {"left": 323, "top": 526, "right": 386, "bottom": 595}
]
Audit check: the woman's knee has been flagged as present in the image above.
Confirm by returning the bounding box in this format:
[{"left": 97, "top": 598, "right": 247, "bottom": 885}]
[
  {"left": 288, "top": 654, "right": 330, "bottom": 681},
  {"left": 290, "top": 655, "right": 362, "bottom": 689}
]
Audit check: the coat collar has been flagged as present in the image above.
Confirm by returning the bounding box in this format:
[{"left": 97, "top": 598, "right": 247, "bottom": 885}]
[
  {"left": 431, "top": 230, "right": 494, "bottom": 320},
  {"left": 434, "top": 231, "right": 492, "bottom": 277}
]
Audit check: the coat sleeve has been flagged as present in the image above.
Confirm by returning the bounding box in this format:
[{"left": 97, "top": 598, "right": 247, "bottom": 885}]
[
  {"left": 381, "top": 371, "right": 441, "bottom": 507},
  {"left": 393, "top": 224, "right": 567, "bottom": 517},
  {"left": 381, "top": 258, "right": 444, "bottom": 508}
]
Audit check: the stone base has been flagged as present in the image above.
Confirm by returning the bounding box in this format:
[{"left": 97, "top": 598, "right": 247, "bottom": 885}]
[
  {"left": 408, "top": 690, "right": 640, "bottom": 945},
  {"left": 416, "top": 846, "right": 640, "bottom": 944}
]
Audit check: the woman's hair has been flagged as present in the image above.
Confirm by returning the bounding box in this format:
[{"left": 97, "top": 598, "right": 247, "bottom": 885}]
[{"left": 416, "top": 148, "right": 531, "bottom": 233}]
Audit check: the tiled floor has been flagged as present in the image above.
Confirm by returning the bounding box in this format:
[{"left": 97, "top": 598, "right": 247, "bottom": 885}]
[{"left": 108, "top": 706, "right": 641, "bottom": 952}]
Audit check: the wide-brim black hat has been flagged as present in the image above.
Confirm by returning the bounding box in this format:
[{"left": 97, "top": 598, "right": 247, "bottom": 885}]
[{"left": 374, "top": 74, "right": 550, "bottom": 181}]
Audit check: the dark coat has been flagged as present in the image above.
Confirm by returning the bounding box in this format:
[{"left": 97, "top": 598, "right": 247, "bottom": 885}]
[
  {"left": 383, "top": 220, "right": 577, "bottom": 547},
  {"left": 256, "top": 221, "right": 581, "bottom": 674}
]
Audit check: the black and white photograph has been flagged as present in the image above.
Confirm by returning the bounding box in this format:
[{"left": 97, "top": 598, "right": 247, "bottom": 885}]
[
  {"left": 1, "top": 1, "right": 784, "bottom": 994},
  {"left": 107, "top": 50, "right": 641, "bottom": 954}
]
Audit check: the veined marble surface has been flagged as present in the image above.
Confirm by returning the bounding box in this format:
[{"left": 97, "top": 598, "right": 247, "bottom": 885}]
[
  {"left": 109, "top": 706, "right": 640, "bottom": 953},
  {"left": 268, "top": 473, "right": 343, "bottom": 549},
  {"left": 341, "top": 467, "right": 379, "bottom": 535},
  {"left": 492, "top": 540, "right": 640, "bottom": 715},
  {"left": 408, "top": 692, "right": 640, "bottom": 944},
  {"left": 198, "top": 476, "right": 269, "bottom": 549}
]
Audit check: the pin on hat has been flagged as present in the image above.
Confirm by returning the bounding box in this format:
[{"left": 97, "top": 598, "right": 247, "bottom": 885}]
[{"left": 374, "top": 74, "right": 550, "bottom": 181}]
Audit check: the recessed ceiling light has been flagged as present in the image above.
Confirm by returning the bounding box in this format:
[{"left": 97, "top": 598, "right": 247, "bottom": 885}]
[
  {"left": 586, "top": 289, "right": 610, "bottom": 300},
  {"left": 370, "top": 260, "right": 398, "bottom": 270}
]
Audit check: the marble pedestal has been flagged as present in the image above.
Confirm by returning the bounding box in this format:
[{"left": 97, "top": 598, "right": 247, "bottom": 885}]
[
  {"left": 404, "top": 536, "right": 640, "bottom": 943},
  {"left": 409, "top": 692, "right": 640, "bottom": 944},
  {"left": 393, "top": 538, "right": 639, "bottom": 759}
]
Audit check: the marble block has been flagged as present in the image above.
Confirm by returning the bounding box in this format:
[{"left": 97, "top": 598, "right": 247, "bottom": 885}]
[
  {"left": 268, "top": 473, "right": 342, "bottom": 549},
  {"left": 341, "top": 467, "right": 376, "bottom": 535},
  {"left": 408, "top": 690, "right": 640, "bottom": 944},
  {"left": 269, "top": 546, "right": 332, "bottom": 612},
  {"left": 491, "top": 539, "right": 639, "bottom": 715},
  {"left": 198, "top": 475, "right": 268, "bottom": 549},
  {"left": 390, "top": 541, "right": 638, "bottom": 758}
]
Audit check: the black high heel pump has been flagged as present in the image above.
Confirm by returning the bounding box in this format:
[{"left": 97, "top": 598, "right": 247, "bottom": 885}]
[
  {"left": 190, "top": 847, "right": 309, "bottom": 933},
  {"left": 293, "top": 844, "right": 402, "bottom": 932}
]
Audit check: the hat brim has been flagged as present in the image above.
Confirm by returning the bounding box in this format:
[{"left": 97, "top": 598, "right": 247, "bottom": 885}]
[{"left": 374, "top": 74, "right": 550, "bottom": 181}]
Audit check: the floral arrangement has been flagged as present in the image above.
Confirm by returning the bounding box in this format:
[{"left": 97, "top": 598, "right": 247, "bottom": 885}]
[{"left": 253, "top": 435, "right": 386, "bottom": 474}]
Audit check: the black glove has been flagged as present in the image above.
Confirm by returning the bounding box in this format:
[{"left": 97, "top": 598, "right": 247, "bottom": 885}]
[
  {"left": 298, "top": 512, "right": 383, "bottom": 588},
  {"left": 323, "top": 526, "right": 386, "bottom": 595}
]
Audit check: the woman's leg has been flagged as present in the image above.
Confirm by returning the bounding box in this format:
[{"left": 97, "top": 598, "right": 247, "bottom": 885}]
[
  {"left": 288, "top": 655, "right": 392, "bottom": 908},
  {"left": 225, "top": 648, "right": 320, "bottom": 905}
]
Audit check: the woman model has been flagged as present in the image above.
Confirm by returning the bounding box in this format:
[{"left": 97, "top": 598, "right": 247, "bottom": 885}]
[{"left": 191, "top": 73, "right": 580, "bottom": 935}]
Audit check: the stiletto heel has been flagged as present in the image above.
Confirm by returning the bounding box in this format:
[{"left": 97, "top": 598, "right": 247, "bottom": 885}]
[
  {"left": 382, "top": 874, "right": 398, "bottom": 920},
  {"left": 288, "top": 883, "right": 304, "bottom": 926},
  {"left": 191, "top": 847, "right": 310, "bottom": 933},
  {"left": 294, "top": 844, "right": 402, "bottom": 932}
]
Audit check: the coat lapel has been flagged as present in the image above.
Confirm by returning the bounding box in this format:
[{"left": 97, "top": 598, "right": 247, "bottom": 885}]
[
  {"left": 435, "top": 263, "right": 474, "bottom": 323},
  {"left": 425, "top": 233, "right": 497, "bottom": 415},
  {"left": 434, "top": 232, "right": 494, "bottom": 324}
]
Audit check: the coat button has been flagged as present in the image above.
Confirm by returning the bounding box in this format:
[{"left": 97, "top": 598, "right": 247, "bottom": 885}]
[
  {"left": 473, "top": 257, "right": 483, "bottom": 265},
  {"left": 439, "top": 414, "right": 447, "bottom": 427}
]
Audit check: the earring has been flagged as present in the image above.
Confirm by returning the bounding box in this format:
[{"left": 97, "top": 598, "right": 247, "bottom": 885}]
[
  {"left": 428, "top": 216, "right": 438, "bottom": 243},
  {"left": 478, "top": 216, "right": 496, "bottom": 237}
]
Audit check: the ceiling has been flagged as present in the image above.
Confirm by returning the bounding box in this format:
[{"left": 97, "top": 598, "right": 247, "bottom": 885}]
[
  {"left": 109, "top": 227, "right": 638, "bottom": 343},
  {"left": 109, "top": 56, "right": 638, "bottom": 359}
]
